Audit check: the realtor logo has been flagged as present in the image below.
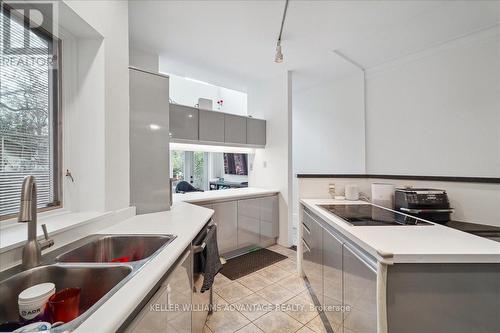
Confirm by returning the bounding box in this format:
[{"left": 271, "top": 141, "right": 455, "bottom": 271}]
[{"left": 1, "top": 1, "right": 58, "bottom": 55}]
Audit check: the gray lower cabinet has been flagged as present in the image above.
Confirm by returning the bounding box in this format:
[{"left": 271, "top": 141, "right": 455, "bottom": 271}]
[
  {"left": 246, "top": 118, "right": 266, "bottom": 146},
  {"left": 259, "top": 196, "right": 279, "bottom": 246},
  {"left": 343, "top": 244, "right": 377, "bottom": 333},
  {"left": 323, "top": 228, "right": 344, "bottom": 331},
  {"left": 302, "top": 212, "right": 323, "bottom": 304},
  {"left": 170, "top": 104, "right": 199, "bottom": 140},
  {"left": 224, "top": 114, "right": 247, "bottom": 144},
  {"left": 199, "top": 195, "right": 278, "bottom": 254},
  {"left": 237, "top": 198, "right": 260, "bottom": 248},
  {"left": 124, "top": 248, "right": 192, "bottom": 333},
  {"left": 210, "top": 202, "right": 238, "bottom": 254},
  {"left": 199, "top": 109, "right": 224, "bottom": 142}
]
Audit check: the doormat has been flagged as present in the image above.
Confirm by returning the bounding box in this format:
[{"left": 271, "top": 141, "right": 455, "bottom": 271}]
[{"left": 220, "top": 248, "right": 287, "bottom": 280}]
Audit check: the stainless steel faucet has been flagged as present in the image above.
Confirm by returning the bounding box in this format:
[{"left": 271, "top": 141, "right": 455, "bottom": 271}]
[{"left": 18, "top": 175, "right": 54, "bottom": 269}]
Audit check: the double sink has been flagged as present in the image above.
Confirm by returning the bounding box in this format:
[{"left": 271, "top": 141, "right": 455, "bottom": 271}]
[{"left": 0, "top": 234, "right": 176, "bottom": 332}]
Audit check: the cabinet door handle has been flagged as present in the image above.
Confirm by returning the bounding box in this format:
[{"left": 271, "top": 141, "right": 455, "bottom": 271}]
[
  {"left": 302, "top": 223, "right": 311, "bottom": 234},
  {"left": 302, "top": 238, "right": 311, "bottom": 252}
]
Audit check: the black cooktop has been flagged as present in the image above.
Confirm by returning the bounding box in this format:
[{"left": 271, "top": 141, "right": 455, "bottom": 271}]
[{"left": 319, "top": 204, "right": 432, "bottom": 226}]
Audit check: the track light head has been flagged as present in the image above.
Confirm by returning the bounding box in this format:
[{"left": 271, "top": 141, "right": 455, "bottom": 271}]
[{"left": 275, "top": 42, "right": 283, "bottom": 63}]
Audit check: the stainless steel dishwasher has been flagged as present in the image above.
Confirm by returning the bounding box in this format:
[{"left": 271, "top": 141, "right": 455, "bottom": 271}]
[
  {"left": 121, "top": 221, "right": 215, "bottom": 333},
  {"left": 122, "top": 247, "right": 193, "bottom": 332},
  {"left": 192, "top": 220, "right": 216, "bottom": 332}
]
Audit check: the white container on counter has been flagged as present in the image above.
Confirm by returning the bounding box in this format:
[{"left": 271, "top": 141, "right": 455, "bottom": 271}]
[
  {"left": 18, "top": 283, "right": 55, "bottom": 321},
  {"left": 345, "top": 184, "right": 360, "bottom": 201},
  {"left": 371, "top": 183, "right": 395, "bottom": 208}
]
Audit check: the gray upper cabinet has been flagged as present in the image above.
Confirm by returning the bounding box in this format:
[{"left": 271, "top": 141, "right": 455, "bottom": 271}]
[
  {"left": 247, "top": 118, "right": 266, "bottom": 146},
  {"left": 169, "top": 103, "right": 266, "bottom": 146},
  {"left": 169, "top": 104, "right": 199, "bottom": 141},
  {"left": 129, "top": 68, "right": 170, "bottom": 214},
  {"left": 199, "top": 109, "right": 225, "bottom": 143},
  {"left": 224, "top": 114, "right": 247, "bottom": 144}
]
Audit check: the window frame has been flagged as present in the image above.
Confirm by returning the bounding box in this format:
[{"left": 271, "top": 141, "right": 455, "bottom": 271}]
[{"left": 0, "top": 5, "right": 62, "bottom": 220}]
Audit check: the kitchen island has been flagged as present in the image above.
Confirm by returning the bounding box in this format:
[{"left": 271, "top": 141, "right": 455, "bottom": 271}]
[
  {"left": 299, "top": 199, "right": 500, "bottom": 333},
  {"left": 175, "top": 187, "right": 280, "bottom": 256}
]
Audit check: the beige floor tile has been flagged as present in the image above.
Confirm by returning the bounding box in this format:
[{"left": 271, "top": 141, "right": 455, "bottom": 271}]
[
  {"left": 217, "top": 282, "right": 253, "bottom": 303},
  {"left": 237, "top": 273, "right": 274, "bottom": 292},
  {"left": 295, "top": 327, "right": 315, "bottom": 333},
  {"left": 256, "top": 284, "right": 296, "bottom": 305},
  {"left": 206, "top": 307, "right": 250, "bottom": 333},
  {"left": 253, "top": 311, "right": 303, "bottom": 333},
  {"left": 278, "top": 274, "right": 308, "bottom": 293},
  {"left": 283, "top": 293, "right": 318, "bottom": 325},
  {"left": 298, "top": 290, "right": 315, "bottom": 304},
  {"left": 214, "top": 273, "right": 233, "bottom": 291},
  {"left": 212, "top": 292, "right": 229, "bottom": 313},
  {"left": 257, "top": 266, "right": 292, "bottom": 283},
  {"left": 274, "top": 259, "right": 298, "bottom": 273},
  {"left": 232, "top": 293, "right": 272, "bottom": 321},
  {"left": 305, "top": 315, "right": 327, "bottom": 333},
  {"left": 235, "top": 323, "right": 264, "bottom": 333},
  {"left": 203, "top": 324, "right": 214, "bottom": 333},
  {"left": 268, "top": 245, "right": 297, "bottom": 258}
]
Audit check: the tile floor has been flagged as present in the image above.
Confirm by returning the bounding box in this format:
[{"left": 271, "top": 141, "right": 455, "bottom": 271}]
[{"left": 204, "top": 245, "right": 328, "bottom": 333}]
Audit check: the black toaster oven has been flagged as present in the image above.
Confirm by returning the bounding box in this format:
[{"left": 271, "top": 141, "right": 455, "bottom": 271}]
[{"left": 395, "top": 188, "right": 453, "bottom": 223}]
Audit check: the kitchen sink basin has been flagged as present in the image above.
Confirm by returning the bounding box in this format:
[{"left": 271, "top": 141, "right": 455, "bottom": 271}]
[
  {"left": 0, "top": 264, "right": 131, "bottom": 325},
  {"left": 56, "top": 234, "right": 175, "bottom": 263},
  {"left": 0, "top": 233, "right": 175, "bottom": 332}
]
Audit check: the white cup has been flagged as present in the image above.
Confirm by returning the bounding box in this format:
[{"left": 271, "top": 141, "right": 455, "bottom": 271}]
[
  {"left": 18, "top": 283, "right": 55, "bottom": 321},
  {"left": 345, "top": 185, "right": 360, "bottom": 201}
]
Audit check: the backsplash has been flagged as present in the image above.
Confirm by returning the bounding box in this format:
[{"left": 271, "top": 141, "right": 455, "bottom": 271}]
[{"left": 297, "top": 177, "right": 500, "bottom": 227}]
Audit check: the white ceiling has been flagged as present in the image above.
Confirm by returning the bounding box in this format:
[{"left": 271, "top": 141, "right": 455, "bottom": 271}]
[{"left": 129, "top": 0, "right": 500, "bottom": 92}]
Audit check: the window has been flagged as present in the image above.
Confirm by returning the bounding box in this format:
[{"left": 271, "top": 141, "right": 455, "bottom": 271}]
[
  {"left": 0, "top": 6, "right": 61, "bottom": 219},
  {"left": 170, "top": 150, "right": 208, "bottom": 191}
]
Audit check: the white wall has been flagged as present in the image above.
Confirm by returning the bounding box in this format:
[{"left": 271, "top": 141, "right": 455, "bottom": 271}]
[
  {"left": 63, "top": 1, "right": 130, "bottom": 212},
  {"left": 293, "top": 73, "right": 366, "bottom": 174},
  {"left": 160, "top": 71, "right": 248, "bottom": 116},
  {"left": 129, "top": 48, "right": 159, "bottom": 73},
  {"left": 248, "top": 72, "right": 292, "bottom": 246},
  {"left": 366, "top": 27, "right": 500, "bottom": 177},
  {"left": 291, "top": 72, "right": 366, "bottom": 244}
]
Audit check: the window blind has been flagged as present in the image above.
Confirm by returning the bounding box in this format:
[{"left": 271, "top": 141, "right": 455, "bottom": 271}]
[{"left": 0, "top": 7, "right": 59, "bottom": 218}]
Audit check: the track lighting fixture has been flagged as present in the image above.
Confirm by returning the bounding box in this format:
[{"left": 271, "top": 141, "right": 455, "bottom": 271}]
[{"left": 274, "top": 0, "right": 289, "bottom": 63}]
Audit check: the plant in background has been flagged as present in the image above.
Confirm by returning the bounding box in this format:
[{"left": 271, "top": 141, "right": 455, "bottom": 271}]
[{"left": 217, "top": 99, "right": 224, "bottom": 110}]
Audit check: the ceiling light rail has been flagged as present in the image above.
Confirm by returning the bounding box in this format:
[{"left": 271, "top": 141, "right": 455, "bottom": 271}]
[{"left": 275, "top": 0, "right": 289, "bottom": 63}]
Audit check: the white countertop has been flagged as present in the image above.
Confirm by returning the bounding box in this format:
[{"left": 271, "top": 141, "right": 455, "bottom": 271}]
[
  {"left": 173, "top": 187, "right": 279, "bottom": 204},
  {"left": 301, "top": 199, "right": 500, "bottom": 264},
  {"left": 74, "top": 201, "right": 214, "bottom": 333}
]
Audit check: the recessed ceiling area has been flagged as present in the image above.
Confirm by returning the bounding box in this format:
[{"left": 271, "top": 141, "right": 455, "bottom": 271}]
[{"left": 129, "top": 0, "right": 500, "bottom": 92}]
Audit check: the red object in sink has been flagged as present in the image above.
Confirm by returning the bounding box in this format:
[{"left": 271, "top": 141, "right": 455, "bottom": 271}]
[
  {"left": 48, "top": 288, "right": 81, "bottom": 323},
  {"left": 111, "top": 256, "right": 130, "bottom": 263}
]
